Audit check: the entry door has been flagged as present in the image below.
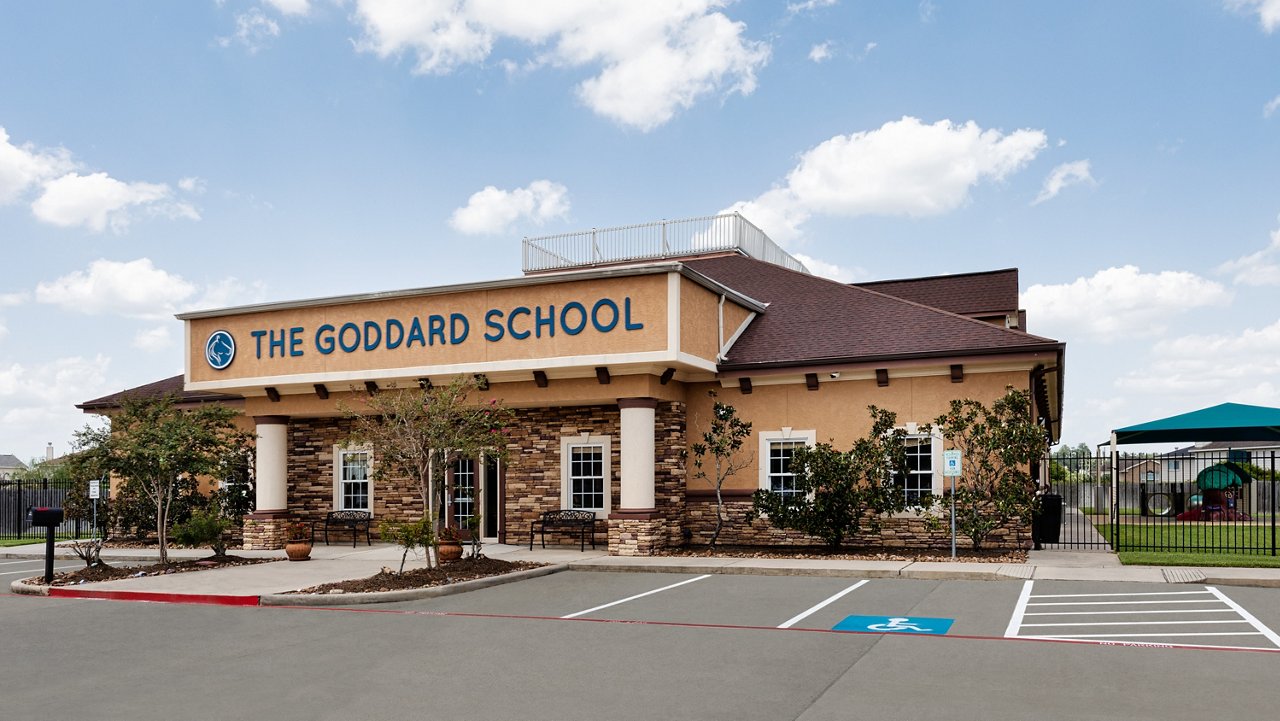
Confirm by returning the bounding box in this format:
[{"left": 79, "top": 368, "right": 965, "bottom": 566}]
[
  {"left": 483, "top": 456, "right": 501, "bottom": 540},
  {"left": 450, "top": 457, "right": 477, "bottom": 539}
]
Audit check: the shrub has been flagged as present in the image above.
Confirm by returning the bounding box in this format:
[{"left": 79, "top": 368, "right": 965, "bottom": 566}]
[{"left": 171, "top": 508, "right": 233, "bottom": 557}]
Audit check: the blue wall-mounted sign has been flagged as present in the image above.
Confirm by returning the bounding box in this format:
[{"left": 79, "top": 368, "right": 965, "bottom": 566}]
[
  {"left": 205, "top": 330, "right": 236, "bottom": 370},
  {"left": 238, "top": 295, "right": 645, "bottom": 362},
  {"left": 834, "top": 615, "right": 954, "bottom": 635}
]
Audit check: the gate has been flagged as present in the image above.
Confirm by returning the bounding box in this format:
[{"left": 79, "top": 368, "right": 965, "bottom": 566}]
[
  {"left": 1044, "top": 450, "right": 1278, "bottom": 555},
  {"left": 0, "top": 477, "right": 92, "bottom": 542}
]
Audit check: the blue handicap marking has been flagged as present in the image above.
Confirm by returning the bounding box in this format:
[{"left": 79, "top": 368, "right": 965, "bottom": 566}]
[{"left": 834, "top": 615, "right": 954, "bottom": 635}]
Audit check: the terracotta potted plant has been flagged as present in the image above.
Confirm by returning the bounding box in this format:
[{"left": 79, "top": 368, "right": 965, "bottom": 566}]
[
  {"left": 436, "top": 526, "right": 463, "bottom": 562},
  {"left": 284, "top": 521, "right": 312, "bottom": 562}
]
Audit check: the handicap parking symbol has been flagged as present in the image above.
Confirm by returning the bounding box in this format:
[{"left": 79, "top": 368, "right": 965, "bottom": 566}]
[{"left": 834, "top": 615, "right": 954, "bottom": 635}]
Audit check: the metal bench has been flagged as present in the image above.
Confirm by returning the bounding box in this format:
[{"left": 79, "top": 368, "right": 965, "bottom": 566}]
[
  {"left": 529, "top": 509, "right": 597, "bottom": 551},
  {"left": 323, "top": 510, "right": 373, "bottom": 548}
]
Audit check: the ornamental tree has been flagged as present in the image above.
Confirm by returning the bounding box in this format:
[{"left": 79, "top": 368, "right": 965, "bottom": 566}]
[
  {"left": 73, "top": 395, "right": 251, "bottom": 564},
  {"left": 749, "top": 406, "right": 929, "bottom": 551},
  {"left": 933, "top": 387, "right": 1048, "bottom": 550},
  {"left": 689, "top": 391, "right": 753, "bottom": 549},
  {"left": 342, "top": 375, "right": 513, "bottom": 566}
]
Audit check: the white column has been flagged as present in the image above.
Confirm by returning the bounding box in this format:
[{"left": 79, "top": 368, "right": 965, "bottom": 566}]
[
  {"left": 255, "top": 415, "right": 289, "bottom": 512},
  {"left": 618, "top": 398, "right": 657, "bottom": 510}
]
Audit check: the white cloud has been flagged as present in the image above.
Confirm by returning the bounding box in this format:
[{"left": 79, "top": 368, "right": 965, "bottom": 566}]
[
  {"left": 1217, "top": 227, "right": 1280, "bottom": 286},
  {"left": 792, "top": 253, "right": 861, "bottom": 283},
  {"left": 1033, "top": 159, "right": 1095, "bottom": 205},
  {"left": 787, "top": 0, "right": 837, "bottom": 15},
  {"left": 721, "top": 116, "right": 1047, "bottom": 242},
  {"left": 1116, "top": 318, "right": 1280, "bottom": 404},
  {"left": 0, "top": 126, "right": 74, "bottom": 204},
  {"left": 860, "top": 41, "right": 877, "bottom": 59},
  {"left": 1021, "top": 265, "right": 1232, "bottom": 342},
  {"left": 218, "top": 8, "right": 281, "bottom": 53},
  {"left": 35, "top": 258, "right": 198, "bottom": 320},
  {"left": 1227, "top": 0, "right": 1280, "bottom": 32},
  {"left": 352, "top": 1, "right": 770, "bottom": 131},
  {"left": 808, "top": 42, "right": 832, "bottom": 63},
  {"left": 1265, "top": 95, "right": 1280, "bottom": 118},
  {"left": 0, "top": 292, "right": 27, "bottom": 308},
  {"left": 132, "top": 325, "right": 174, "bottom": 352},
  {"left": 264, "top": 0, "right": 310, "bottom": 16},
  {"left": 178, "top": 176, "right": 207, "bottom": 194},
  {"left": 919, "top": 0, "right": 937, "bottom": 22},
  {"left": 449, "top": 180, "right": 570, "bottom": 235},
  {"left": 30, "top": 172, "right": 187, "bottom": 233},
  {"left": 0, "top": 355, "right": 113, "bottom": 457},
  {"left": 187, "top": 276, "right": 269, "bottom": 312}
]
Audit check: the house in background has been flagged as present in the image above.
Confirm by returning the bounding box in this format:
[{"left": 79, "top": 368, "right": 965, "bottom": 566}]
[{"left": 0, "top": 454, "right": 27, "bottom": 481}]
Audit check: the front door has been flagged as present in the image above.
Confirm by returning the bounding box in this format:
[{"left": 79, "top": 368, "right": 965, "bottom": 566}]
[
  {"left": 449, "top": 455, "right": 503, "bottom": 542},
  {"left": 483, "top": 456, "right": 501, "bottom": 540}
]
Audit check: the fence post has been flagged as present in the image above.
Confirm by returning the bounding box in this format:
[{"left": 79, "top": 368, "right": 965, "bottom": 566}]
[{"left": 1272, "top": 451, "right": 1276, "bottom": 557}]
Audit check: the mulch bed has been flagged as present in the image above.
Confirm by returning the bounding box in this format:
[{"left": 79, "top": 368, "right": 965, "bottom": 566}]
[
  {"left": 38, "top": 555, "right": 272, "bottom": 587},
  {"left": 662, "top": 545, "right": 1027, "bottom": 564},
  {"left": 289, "top": 557, "right": 544, "bottom": 595}
]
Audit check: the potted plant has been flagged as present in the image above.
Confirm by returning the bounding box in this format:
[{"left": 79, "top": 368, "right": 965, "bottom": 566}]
[
  {"left": 284, "top": 520, "right": 312, "bottom": 562},
  {"left": 436, "top": 525, "right": 463, "bottom": 562}
]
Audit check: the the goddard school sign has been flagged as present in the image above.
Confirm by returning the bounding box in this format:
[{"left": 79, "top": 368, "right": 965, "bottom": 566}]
[{"left": 205, "top": 295, "right": 645, "bottom": 369}]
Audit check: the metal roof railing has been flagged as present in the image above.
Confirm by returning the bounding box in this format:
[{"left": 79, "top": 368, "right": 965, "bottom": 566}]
[{"left": 521, "top": 213, "right": 809, "bottom": 274}]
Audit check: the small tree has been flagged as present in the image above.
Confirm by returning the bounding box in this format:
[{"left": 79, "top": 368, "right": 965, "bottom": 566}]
[
  {"left": 343, "top": 375, "right": 513, "bottom": 567},
  {"left": 933, "top": 387, "right": 1049, "bottom": 550},
  {"left": 749, "top": 406, "right": 929, "bottom": 551},
  {"left": 73, "top": 395, "right": 251, "bottom": 564},
  {"left": 689, "top": 391, "right": 752, "bottom": 549},
  {"left": 378, "top": 517, "right": 434, "bottom": 574}
]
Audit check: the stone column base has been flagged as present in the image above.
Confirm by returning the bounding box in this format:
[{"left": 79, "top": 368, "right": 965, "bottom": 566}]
[
  {"left": 242, "top": 512, "right": 290, "bottom": 550},
  {"left": 608, "top": 514, "right": 666, "bottom": 556}
]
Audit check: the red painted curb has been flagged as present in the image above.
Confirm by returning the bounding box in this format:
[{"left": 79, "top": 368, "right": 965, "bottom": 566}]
[{"left": 47, "top": 588, "right": 261, "bottom": 606}]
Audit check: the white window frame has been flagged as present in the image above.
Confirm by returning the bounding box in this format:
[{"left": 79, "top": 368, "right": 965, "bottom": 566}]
[
  {"left": 333, "top": 445, "right": 373, "bottom": 513},
  {"left": 758, "top": 428, "right": 817, "bottom": 500},
  {"left": 560, "top": 434, "right": 612, "bottom": 518},
  {"left": 452, "top": 455, "right": 477, "bottom": 529},
  {"left": 893, "top": 425, "right": 944, "bottom": 503}
]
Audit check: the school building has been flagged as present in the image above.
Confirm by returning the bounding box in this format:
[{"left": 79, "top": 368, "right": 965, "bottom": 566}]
[{"left": 78, "top": 215, "right": 1064, "bottom": 554}]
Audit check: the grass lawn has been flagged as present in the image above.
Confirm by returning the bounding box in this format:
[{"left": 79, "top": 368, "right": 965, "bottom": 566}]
[
  {"left": 1118, "top": 551, "right": 1280, "bottom": 568},
  {"left": 1097, "top": 523, "right": 1277, "bottom": 553},
  {"left": 0, "top": 536, "right": 85, "bottom": 548}
]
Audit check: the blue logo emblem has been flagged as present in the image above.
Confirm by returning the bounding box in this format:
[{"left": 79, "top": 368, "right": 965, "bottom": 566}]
[
  {"left": 834, "top": 615, "right": 954, "bottom": 635},
  {"left": 205, "top": 330, "right": 236, "bottom": 370}
]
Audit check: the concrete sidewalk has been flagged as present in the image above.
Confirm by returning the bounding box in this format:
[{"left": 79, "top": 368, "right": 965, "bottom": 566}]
[{"left": 6, "top": 542, "right": 1280, "bottom": 603}]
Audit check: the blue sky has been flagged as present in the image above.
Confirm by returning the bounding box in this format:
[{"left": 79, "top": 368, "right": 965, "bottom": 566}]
[{"left": 2, "top": 0, "right": 1279, "bottom": 462}]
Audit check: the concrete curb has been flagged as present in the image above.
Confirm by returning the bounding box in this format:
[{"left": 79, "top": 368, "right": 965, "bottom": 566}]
[
  {"left": 260, "top": 563, "right": 568, "bottom": 606},
  {"left": 10, "top": 578, "right": 49, "bottom": 596}
]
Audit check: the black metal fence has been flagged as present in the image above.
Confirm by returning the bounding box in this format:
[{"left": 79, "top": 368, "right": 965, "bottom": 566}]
[
  {"left": 1044, "top": 450, "right": 1278, "bottom": 555},
  {"left": 0, "top": 477, "right": 95, "bottom": 542}
]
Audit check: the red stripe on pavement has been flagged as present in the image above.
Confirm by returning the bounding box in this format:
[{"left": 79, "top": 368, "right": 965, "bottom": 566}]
[{"left": 47, "top": 588, "right": 260, "bottom": 606}]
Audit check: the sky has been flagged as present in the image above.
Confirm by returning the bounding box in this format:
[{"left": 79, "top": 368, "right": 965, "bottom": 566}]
[{"left": 2, "top": 0, "right": 1279, "bottom": 463}]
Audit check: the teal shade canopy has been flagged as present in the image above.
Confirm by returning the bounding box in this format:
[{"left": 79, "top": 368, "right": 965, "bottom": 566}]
[{"left": 1113, "top": 403, "right": 1280, "bottom": 445}]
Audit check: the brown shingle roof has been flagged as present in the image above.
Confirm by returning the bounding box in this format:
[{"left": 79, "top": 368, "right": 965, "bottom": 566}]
[
  {"left": 854, "top": 268, "right": 1019, "bottom": 317},
  {"left": 685, "top": 255, "right": 1060, "bottom": 369},
  {"left": 77, "top": 374, "right": 243, "bottom": 411}
]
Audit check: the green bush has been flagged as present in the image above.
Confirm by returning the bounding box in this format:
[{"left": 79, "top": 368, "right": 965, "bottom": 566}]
[
  {"left": 171, "top": 508, "right": 233, "bottom": 557},
  {"left": 379, "top": 516, "right": 434, "bottom": 573}
]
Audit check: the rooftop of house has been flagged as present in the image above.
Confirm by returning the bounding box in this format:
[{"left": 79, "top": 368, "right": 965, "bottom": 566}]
[
  {"left": 0, "top": 454, "right": 27, "bottom": 470},
  {"left": 77, "top": 374, "right": 243, "bottom": 412}
]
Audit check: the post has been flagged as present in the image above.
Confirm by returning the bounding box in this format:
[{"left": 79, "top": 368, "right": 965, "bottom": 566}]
[
  {"left": 1271, "top": 451, "right": 1276, "bottom": 557},
  {"left": 44, "top": 524, "right": 55, "bottom": 584},
  {"left": 950, "top": 475, "right": 956, "bottom": 559},
  {"left": 1110, "top": 432, "right": 1119, "bottom": 552}
]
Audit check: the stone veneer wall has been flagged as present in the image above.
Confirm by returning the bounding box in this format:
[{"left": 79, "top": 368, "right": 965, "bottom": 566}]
[
  {"left": 502, "top": 401, "right": 686, "bottom": 550},
  {"left": 243, "top": 517, "right": 288, "bottom": 550},
  {"left": 286, "top": 418, "right": 423, "bottom": 536},
  {"left": 683, "top": 499, "right": 1030, "bottom": 550}
]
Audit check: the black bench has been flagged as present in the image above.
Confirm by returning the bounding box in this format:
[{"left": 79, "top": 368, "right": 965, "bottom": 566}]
[
  {"left": 323, "top": 510, "right": 373, "bottom": 548},
  {"left": 529, "top": 509, "right": 597, "bottom": 551}
]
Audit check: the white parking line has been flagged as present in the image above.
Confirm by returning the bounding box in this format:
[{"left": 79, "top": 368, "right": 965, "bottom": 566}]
[
  {"left": 0, "top": 565, "right": 80, "bottom": 577},
  {"left": 561, "top": 575, "right": 711, "bottom": 619},
  {"left": 1205, "top": 586, "right": 1280, "bottom": 648},
  {"left": 1008, "top": 580, "right": 1280, "bottom": 650},
  {"left": 777, "top": 580, "right": 869, "bottom": 629},
  {"left": 1004, "top": 580, "right": 1034, "bottom": 637}
]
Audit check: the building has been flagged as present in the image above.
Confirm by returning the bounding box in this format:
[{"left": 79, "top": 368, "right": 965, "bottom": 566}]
[
  {"left": 79, "top": 215, "right": 1065, "bottom": 554},
  {"left": 0, "top": 454, "right": 27, "bottom": 481}
]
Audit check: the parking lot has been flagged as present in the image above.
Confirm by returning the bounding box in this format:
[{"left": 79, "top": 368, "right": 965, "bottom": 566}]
[{"left": 4, "top": 571, "right": 1279, "bottom": 720}]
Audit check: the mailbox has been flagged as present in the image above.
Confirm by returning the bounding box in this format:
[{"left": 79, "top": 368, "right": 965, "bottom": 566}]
[{"left": 30, "top": 507, "right": 64, "bottom": 527}]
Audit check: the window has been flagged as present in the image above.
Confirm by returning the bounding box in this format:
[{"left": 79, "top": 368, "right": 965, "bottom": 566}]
[
  {"left": 897, "top": 436, "right": 935, "bottom": 503},
  {"left": 334, "top": 447, "right": 371, "bottom": 512},
  {"left": 560, "top": 435, "right": 612, "bottom": 516},
  {"left": 453, "top": 457, "right": 476, "bottom": 528},
  {"left": 758, "top": 429, "right": 817, "bottom": 502}
]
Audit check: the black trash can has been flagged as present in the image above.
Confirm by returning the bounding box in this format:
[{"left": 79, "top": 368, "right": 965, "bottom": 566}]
[{"left": 1034, "top": 493, "right": 1063, "bottom": 546}]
